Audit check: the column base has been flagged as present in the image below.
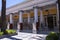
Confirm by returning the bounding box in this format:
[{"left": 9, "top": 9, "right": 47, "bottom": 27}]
[
  {"left": 20, "top": 23, "right": 23, "bottom": 31},
  {"left": 9, "top": 24, "right": 13, "bottom": 29},
  {"left": 33, "top": 30, "right": 37, "bottom": 34}
]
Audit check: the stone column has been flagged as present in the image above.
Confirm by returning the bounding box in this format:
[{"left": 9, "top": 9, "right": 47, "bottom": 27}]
[
  {"left": 27, "top": 12, "right": 31, "bottom": 31},
  {"left": 17, "top": 23, "right": 20, "bottom": 32},
  {"left": 7, "top": 22, "right": 10, "bottom": 29},
  {"left": 9, "top": 13, "right": 13, "bottom": 29},
  {"left": 32, "top": 23, "right": 37, "bottom": 34},
  {"left": 56, "top": 2, "right": 59, "bottom": 32},
  {"left": 34, "top": 7, "right": 38, "bottom": 23},
  {"left": 33, "top": 6, "right": 39, "bottom": 33},
  {"left": 40, "top": 8, "right": 44, "bottom": 28},
  {"left": 6, "top": 17, "right": 10, "bottom": 29},
  {"left": 19, "top": 10, "right": 24, "bottom": 31}
]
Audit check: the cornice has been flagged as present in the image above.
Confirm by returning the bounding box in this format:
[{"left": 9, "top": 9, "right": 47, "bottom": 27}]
[
  {"left": 0, "top": 0, "right": 57, "bottom": 16},
  {"left": 6, "top": 0, "right": 34, "bottom": 10}
]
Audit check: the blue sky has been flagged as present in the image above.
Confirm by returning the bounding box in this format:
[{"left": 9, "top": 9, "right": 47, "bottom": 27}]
[{"left": 0, "top": 0, "right": 25, "bottom": 10}]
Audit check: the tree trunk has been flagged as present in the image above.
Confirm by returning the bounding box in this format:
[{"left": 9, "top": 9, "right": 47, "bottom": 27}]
[
  {"left": 1, "top": 0, "right": 7, "bottom": 34},
  {"left": 58, "top": 0, "right": 60, "bottom": 32}
]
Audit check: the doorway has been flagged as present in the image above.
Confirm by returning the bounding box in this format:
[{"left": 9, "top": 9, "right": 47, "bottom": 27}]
[
  {"left": 13, "top": 20, "right": 17, "bottom": 30},
  {"left": 23, "top": 18, "right": 32, "bottom": 33},
  {"left": 47, "top": 15, "right": 54, "bottom": 30}
]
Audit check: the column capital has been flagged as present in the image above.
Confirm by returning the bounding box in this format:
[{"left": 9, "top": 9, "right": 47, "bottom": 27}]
[
  {"left": 9, "top": 13, "right": 14, "bottom": 15},
  {"left": 18, "top": 10, "right": 24, "bottom": 15},
  {"left": 39, "top": 7, "right": 43, "bottom": 10},
  {"left": 56, "top": 1, "right": 58, "bottom": 3},
  {"left": 56, "top": 0, "right": 59, "bottom": 4},
  {"left": 18, "top": 10, "right": 24, "bottom": 13},
  {"left": 33, "top": 6, "right": 39, "bottom": 9}
]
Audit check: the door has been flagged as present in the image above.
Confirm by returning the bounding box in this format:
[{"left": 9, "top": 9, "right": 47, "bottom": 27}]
[{"left": 47, "top": 16, "right": 54, "bottom": 30}]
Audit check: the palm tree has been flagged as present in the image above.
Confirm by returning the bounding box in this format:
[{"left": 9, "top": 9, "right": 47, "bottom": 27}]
[
  {"left": 57, "top": 0, "right": 60, "bottom": 32},
  {"left": 1, "top": 0, "right": 6, "bottom": 34}
]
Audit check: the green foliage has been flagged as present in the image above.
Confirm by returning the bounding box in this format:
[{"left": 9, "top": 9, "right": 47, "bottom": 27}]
[
  {"left": 6, "top": 29, "right": 16, "bottom": 34},
  {"left": 57, "top": 32, "right": 60, "bottom": 36},
  {"left": 57, "top": 32, "right": 60, "bottom": 40},
  {"left": 0, "top": 32, "right": 3, "bottom": 36},
  {"left": 46, "top": 32, "right": 59, "bottom": 40}
]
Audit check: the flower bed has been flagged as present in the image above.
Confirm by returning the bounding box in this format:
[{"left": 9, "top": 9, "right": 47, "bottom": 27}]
[
  {"left": 0, "top": 32, "right": 3, "bottom": 36},
  {"left": 0, "top": 29, "right": 17, "bottom": 39},
  {"left": 6, "top": 29, "right": 16, "bottom": 35}
]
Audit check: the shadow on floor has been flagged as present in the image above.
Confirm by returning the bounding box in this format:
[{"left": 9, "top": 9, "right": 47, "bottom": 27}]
[
  {"left": 7, "top": 37, "right": 22, "bottom": 40},
  {"left": 29, "top": 36, "right": 44, "bottom": 40},
  {"left": 0, "top": 36, "right": 22, "bottom": 40}
]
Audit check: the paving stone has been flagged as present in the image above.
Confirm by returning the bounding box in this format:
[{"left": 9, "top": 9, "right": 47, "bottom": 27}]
[{"left": 0, "top": 32, "right": 47, "bottom": 40}]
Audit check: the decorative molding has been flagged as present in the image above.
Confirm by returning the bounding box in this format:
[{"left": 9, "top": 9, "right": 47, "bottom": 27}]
[
  {"left": 19, "top": 10, "right": 24, "bottom": 13},
  {"left": 0, "top": 0, "right": 57, "bottom": 16},
  {"left": 33, "top": 6, "right": 39, "bottom": 9}
]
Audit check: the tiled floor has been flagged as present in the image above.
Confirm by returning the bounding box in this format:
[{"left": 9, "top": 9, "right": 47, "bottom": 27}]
[{"left": 0, "top": 32, "right": 47, "bottom": 40}]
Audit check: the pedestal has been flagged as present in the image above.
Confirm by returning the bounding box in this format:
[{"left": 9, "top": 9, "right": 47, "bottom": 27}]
[
  {"left": 20, "top": 23, "right": 23, "bottom": 31},
  {"left": 9, "top": 24, "right": 13, "bottom": 29},
  {"left": 36, "top": 22, "right": 39, "bottom": 31}
]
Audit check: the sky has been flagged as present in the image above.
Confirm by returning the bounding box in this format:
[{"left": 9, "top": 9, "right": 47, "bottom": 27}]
[{"left": 0, "top": 0, "right": 25, "bottom": 10}]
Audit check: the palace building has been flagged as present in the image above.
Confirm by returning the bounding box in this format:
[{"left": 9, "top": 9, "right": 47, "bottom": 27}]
[{"left": 2, "top": 0, "right": 59, "bottom": 33}]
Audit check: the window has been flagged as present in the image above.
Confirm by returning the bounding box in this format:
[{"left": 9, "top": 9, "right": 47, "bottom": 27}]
[{"left": 53, "top": 16, "right": 57, "bottom": 26}]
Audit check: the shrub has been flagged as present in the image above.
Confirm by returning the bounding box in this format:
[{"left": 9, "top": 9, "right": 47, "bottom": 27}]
[
  {"left": 46, "top": 32, "right": 58, "bottom": 40},
  {"left": 6, "top": 29, "right": 16, "bottom": 34},
  {"left": 0, "top": 32, "right": 3, "bottom": 36},
  {"left": 57, "top": 32, "right": 60, "bottom": 36},
  {"left": 57, "top": 32, "right": 60, "bottom": 40}
]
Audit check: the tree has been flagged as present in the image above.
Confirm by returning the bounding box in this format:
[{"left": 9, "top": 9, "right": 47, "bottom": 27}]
[
  {"left": 1, "top": 0, "right": 7, "bottom": 34},
  {"left": 57, "top": 0, "right": 60, "bottom": 32}
]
